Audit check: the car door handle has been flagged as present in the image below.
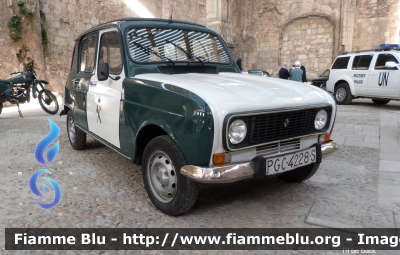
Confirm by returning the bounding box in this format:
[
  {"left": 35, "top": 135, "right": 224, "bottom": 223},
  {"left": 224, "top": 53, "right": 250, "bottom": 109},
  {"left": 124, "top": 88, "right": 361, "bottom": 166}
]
[
  {"left": 90, "top": 81, "right": 97, "bottom": 86},
  {"left": 72, "top": 79, "right": 80, "bottom": 84}
]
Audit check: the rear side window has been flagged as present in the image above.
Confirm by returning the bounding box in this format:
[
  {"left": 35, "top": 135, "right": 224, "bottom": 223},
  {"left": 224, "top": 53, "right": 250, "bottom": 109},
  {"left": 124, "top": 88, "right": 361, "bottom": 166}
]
[
  {"left": 331, "top": 57, "right": 350, "bottom": 69},
  {"left": 80, "top": 34, "right": 97, "bottom": 73},
  {"left": 375, "top": 54, "right": 399, "bottom": 70},
  {"left": 352, "top": 55, "right": 373, "bottom": 70},
  {"left": 98, "top": 32, "right": 123, "bottom": 75},
  {"left": 70, "top": 42, "right": 78, "bottom": 72}
]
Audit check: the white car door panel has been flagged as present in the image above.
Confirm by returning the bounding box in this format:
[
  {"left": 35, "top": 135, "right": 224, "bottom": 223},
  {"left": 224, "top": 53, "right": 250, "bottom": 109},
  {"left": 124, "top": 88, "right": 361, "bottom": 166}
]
[
  {"left": 87, "top": 28, "right": 124, "bottom": 148},
  {"left": 367, "top": 53, "right": 400, "bottom": 98}
]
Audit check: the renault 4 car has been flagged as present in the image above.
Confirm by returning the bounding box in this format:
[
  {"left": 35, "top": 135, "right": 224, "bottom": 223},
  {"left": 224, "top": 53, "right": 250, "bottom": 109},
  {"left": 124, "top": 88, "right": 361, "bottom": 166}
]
[
  {"left": 327, "top": 47, "right": 400, "bottom": 105},
  {"left": 60, "top": 18, "right": 338, "bottom": 216}
]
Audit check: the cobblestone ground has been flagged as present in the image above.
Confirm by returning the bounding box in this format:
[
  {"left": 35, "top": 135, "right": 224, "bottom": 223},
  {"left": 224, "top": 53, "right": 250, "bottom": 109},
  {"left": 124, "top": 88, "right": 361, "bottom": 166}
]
[{"left": 0, "top": 99, "right": 399, "bottom": 255}]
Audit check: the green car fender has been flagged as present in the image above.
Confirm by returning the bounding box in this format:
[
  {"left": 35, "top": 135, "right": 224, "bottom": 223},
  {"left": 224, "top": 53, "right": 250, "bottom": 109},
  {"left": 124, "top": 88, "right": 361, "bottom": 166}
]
[{"left": 119, "top": 78, "right": 214, "bottom": 167}]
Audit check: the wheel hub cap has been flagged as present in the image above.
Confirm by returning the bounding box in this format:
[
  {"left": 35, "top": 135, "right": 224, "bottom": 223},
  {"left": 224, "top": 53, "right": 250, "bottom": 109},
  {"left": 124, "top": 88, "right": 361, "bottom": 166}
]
[
  {"left": 148, "top": 151, "right": 177, "bottom": 203},
  {"left": 336, "top": 88, "right": 346, "bottom": 101},
  {"left": 68, "top": 116, "right": 76, "bottom": 143}
]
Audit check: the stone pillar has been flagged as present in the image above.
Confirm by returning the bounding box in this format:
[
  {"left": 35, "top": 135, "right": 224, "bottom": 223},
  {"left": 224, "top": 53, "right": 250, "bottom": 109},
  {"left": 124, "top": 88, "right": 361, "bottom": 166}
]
[{"left": 340, "top": 0, "right": 356, "bottom": 53}]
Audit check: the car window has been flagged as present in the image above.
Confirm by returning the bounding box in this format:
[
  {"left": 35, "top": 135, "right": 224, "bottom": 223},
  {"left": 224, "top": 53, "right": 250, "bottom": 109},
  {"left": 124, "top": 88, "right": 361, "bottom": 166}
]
[
  {"left": 98, "top": 31, "right": 123, "bottom": 75},
  {"left": 249, "top": 71, "right": 261, "bottom": 76},
  {"left": 320, "top": 69, "right": 330, "bottom": 77},
  {"left": 375, "top": 53, "right": 399, "bottom": 70},
  {"left": 70, "top": 42, "right": 78, "bottom": 72},
  {"left": 331, "top": 57, "right": 350, "bottom": 69},
  {"left": 80, "top": 34, "right": 97, "bottom": 73},
  {"left": 352, "top": 55, "right": 373, "bottom": 70},
  {"left": 126, "top": 27, "right": 231, "bottom": 64}
]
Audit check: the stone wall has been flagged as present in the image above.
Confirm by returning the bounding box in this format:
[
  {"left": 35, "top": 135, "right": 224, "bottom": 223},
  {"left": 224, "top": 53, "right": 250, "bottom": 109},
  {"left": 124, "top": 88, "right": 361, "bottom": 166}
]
[
  {"left": 280, "top": 15, "right": 334, "bottom": 78},
  {"left": 0, "top": 0, "right": 399, "bottom": 92},
  {"left": 241, "top": 0, "right": 400, "bottom": 78},
  {"left": 241, "top": 0, "right": 342, "bottom": 78},
  {"left": 352, "top": 0, "right": 400, "bottom": 51}
]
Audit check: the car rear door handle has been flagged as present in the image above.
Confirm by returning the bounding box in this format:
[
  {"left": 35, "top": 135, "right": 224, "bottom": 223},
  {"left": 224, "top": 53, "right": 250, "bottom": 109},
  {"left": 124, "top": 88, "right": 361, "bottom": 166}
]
[{"left": 90, "top": 81, "right": 97, "bottom": 86}]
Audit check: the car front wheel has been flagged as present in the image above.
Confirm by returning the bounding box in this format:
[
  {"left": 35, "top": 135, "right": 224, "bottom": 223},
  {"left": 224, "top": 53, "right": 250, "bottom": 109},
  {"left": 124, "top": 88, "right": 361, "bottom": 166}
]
[
  {"left": 142, "top": 135, "right": 199, "bottom": 216},
  {"left": 334, "top": 83, "right": 352, "bottom": 105},
  {"left": 67, "top": 111, "right": 86, "bottom": 150}
]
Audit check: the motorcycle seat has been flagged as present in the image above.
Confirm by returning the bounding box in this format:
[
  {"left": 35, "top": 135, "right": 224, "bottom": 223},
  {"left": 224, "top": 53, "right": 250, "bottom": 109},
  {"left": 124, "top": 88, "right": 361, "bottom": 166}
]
[{"left": 0, "top": 80, "right": 11, "bottom": 84}]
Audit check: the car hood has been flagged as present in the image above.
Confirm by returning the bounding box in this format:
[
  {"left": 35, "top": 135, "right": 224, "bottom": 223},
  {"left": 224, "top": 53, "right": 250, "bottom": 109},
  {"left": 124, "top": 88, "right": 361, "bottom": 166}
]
[{"left": 135, "top": 72, "right": 335, "bottom": 114}]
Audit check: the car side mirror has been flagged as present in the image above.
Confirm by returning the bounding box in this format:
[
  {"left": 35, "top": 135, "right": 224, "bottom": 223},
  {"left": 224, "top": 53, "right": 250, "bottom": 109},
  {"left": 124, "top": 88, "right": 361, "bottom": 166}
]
[
  {"left": 236, "top": 58, "right": 242, "bottom": 71},
  {"left": 98, "top": 63, "right": 110, "bottom": 81},
  {"left": 385, "top": 61, "right": 398, "bottom": 68}
]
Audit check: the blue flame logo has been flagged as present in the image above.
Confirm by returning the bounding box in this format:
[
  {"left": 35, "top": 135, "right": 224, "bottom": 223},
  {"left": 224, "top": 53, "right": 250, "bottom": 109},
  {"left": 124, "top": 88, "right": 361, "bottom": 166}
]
[
  {"left": 30, "top": 119, "right": 62, "bottom": 209},
  {"left": 35, "top": 119, "right": 60, "bottom": 165},
  {"left": 29, "top": 169, "right": 61, "bottom": 209}
]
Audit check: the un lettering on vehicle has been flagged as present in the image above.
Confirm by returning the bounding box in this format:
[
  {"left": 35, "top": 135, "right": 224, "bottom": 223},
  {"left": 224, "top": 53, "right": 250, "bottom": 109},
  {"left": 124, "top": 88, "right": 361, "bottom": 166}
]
[{"left": 378, "top": 72, "right": 389, "bottom": 86}]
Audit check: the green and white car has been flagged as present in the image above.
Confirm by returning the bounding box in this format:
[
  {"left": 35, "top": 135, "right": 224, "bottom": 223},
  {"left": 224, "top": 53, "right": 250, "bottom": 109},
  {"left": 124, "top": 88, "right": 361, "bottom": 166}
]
[{"left": 60, "top": 18, "right": 338, "bottom": 216}]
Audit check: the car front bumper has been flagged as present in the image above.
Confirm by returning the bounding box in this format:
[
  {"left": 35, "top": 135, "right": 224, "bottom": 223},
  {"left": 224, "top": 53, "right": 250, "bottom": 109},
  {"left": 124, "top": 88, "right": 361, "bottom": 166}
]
[{"left": 181, "top": 141, "right": 338, "bottom": 184}]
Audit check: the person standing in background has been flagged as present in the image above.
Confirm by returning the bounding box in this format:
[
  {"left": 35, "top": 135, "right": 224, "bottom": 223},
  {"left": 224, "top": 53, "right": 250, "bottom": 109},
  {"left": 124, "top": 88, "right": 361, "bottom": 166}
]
[
  {"left": 279, "top": 62, "right": 290, "bottom": 79},
  {"left": 296, "top": 60, "right": 307, "bottom": 83},
  {"left": 290, "top": 62, "right": 303, "bottom": 82}
]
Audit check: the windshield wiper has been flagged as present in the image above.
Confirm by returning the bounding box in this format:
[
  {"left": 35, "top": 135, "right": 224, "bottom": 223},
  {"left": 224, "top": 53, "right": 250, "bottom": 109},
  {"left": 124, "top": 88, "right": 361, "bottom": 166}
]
[
  {"left": 133, "top": 42, "right": 175, "bottom": 64},
  {"left": 166, "top": 39, "right": 204, "bottom": 65}
]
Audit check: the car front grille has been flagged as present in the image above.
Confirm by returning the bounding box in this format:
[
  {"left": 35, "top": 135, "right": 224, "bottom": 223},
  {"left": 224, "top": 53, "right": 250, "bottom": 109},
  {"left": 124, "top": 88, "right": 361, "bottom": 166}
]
[
  {"left": 249, "top": 109, "right": 317, "bottom": 144},
  {"left": 224, "top": 105, "right": 332, "bottom": 151},
  {"left": 256, "top": 139, "right": 301, "bottom": 156}
]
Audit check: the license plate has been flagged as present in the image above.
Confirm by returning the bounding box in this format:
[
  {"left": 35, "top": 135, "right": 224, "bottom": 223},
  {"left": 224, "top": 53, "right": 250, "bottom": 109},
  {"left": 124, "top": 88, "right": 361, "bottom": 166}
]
[{"left": 266, "top": 147, "right": 317, "bottom": 175}]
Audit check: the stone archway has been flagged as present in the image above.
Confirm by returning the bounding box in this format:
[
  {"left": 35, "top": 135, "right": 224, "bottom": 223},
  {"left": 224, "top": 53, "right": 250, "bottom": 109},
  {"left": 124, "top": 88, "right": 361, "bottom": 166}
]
[{"left": 280, "top": 14, "right": 336, "bottom": 79}]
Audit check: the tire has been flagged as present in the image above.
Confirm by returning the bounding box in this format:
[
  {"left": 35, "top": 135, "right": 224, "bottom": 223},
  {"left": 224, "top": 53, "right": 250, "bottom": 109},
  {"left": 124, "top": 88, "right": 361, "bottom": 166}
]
[
  {"left": 277, "top": 163, "right": 320, "bottom": 183},
  {"left": 38, "top": 89, "right": 59, "bottom": 114},
  {"left": 142, "top": 135, "right": 199, "bottom": 216},
  {"left": 372, "top": 99, "right": 390, "bottom": 105},
  {"left": 67, "top": 111, "right": 86, "bottom": 150},
  {"left": 0, "top": 102, "right": 2, "bottom": 115},
  {"left": 334, "top": 83, "right": 352, "bottom": 105}
]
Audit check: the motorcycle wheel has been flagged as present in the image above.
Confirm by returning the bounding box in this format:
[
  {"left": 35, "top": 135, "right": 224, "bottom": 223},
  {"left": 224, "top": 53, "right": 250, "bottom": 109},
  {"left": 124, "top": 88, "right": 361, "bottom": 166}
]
[{"left": 38, "top": 89, "right": 59, "bottom": 114}]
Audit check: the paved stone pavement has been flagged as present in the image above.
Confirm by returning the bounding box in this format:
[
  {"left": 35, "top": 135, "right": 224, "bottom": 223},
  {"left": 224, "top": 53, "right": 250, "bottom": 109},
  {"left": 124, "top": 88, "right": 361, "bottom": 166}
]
[{"left": 0, "top": 99, "right": 399, "bottom": 255}]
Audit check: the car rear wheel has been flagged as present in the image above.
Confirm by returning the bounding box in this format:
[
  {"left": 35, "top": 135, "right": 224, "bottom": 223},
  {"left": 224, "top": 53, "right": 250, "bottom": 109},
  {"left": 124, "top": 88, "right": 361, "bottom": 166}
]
[
  {"left": 142, "top": 135, "right": 199, "bottom": 216},
  {"left": 67, "top": 111, "right": 86, "bottom": 150},
  {"left": 372, "top": 99, "right": 390, "bottom": 105},
  {"left": 334, "top": 83, "right": 352, "bottom": 105},
  {"left": 277, "top": 163, "right": 320, "bottom": 183}
]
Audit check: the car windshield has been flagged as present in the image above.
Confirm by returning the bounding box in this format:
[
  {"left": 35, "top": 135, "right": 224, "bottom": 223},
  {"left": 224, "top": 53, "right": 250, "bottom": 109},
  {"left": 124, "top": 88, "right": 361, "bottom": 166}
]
[
  {"left": 126, "top": 27, "right": 231, "bottom": 64},
  {"left": 320, "top": 69, "right": 330, "bottom": 77},
  {"left": 249, "top": 71, "right": 262, "bottom": 75}
]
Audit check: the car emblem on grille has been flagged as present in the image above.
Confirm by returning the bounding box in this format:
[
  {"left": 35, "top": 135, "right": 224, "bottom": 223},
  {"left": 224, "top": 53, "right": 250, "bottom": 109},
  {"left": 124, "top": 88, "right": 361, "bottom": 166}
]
[{"left": 284, "top": 118, "right": 290, "bottom": 128}]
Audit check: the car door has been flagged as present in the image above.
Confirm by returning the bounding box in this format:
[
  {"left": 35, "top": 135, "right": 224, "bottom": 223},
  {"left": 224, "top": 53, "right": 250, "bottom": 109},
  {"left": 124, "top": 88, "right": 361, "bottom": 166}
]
[
  {"left": 86, "top": 28, "right": 125, "bottom": 148},
  {"left": 351, "top": 54, "right": 373, "bottom": 96},
  {"left": 367, "top": 53, "right": 400, "bottom": 98},
  {"left": 65, "top": 41, "right": 78, "bottom": 112},
  {"left": 73, "top": 32, "right": 98, "bottom": 130}
]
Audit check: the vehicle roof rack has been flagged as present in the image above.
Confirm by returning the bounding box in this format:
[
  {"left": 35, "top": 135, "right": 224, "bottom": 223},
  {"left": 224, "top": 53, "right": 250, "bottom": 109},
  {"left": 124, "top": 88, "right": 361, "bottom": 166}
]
[{"left": 343, "top": 47, "right": 400, "bottom": 55}]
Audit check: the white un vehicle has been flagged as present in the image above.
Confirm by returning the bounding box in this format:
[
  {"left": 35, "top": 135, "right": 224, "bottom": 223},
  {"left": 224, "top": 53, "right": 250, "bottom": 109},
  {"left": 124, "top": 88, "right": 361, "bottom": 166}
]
[{"left": 327, "top": 45, "right": 400, "bottom": 105}]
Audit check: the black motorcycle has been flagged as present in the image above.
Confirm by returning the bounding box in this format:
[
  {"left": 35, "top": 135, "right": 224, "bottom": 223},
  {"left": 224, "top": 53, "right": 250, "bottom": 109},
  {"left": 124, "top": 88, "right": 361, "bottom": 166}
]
[{"left": 0, "top": 61, "right": 59, "bottom": 118}]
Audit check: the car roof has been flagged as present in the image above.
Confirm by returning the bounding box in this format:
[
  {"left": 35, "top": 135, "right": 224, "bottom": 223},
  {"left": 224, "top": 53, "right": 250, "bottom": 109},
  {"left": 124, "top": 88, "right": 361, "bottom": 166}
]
[
  {"left": 75, "top": 18, "right": 206, "bottom": 41},
  {"left": 340, "top": 48, "right": 400, "bottom": 56}
]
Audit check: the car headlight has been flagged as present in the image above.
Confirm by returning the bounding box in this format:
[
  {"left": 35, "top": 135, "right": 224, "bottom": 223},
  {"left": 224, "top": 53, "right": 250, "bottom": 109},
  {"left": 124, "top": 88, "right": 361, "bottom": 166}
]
[
  {"left": 315, "top": 109, "right": 328, "bottom": 130},
  {"left": 229, "top": 119, "right": 247, "bottom": 144}
]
